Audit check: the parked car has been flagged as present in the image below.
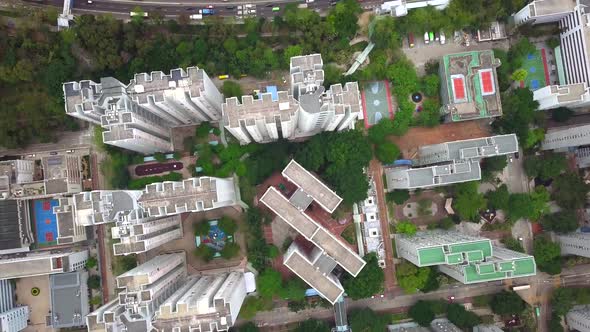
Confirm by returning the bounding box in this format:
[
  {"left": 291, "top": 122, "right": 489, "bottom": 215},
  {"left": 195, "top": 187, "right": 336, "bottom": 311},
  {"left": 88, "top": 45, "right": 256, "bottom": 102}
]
[
  {"left": 423, "top": 32, "right": 430, "bottom": 44},
  {"left": 434, "top": 31, "right": 440, "bottom": 41},
  {"left": 440, "top": 31, "right": 446, "bottom": 44},
  {"left": 429, "top": 31, "right": 435, "bottom": 41},
  {"left": 408, "top": 33, "right": 415, "bottom": 48}
]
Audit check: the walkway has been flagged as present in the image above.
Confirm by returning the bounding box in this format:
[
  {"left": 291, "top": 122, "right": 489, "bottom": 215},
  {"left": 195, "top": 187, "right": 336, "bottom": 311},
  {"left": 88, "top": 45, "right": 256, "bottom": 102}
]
[{"left": 369, "top": 159, "right": 397, "bottom": 293}]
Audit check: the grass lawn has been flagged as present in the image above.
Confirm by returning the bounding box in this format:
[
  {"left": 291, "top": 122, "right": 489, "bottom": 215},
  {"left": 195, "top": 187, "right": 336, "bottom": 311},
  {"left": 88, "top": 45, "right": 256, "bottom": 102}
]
[{"left": 341, "top": 224, "right": 356, "bottom": 245}]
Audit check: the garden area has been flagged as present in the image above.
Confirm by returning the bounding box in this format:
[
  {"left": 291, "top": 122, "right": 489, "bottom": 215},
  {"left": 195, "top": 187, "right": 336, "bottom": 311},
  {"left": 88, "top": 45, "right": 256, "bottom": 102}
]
[{"left": 193, "top": 216, "right": 240, "bottom": 261}]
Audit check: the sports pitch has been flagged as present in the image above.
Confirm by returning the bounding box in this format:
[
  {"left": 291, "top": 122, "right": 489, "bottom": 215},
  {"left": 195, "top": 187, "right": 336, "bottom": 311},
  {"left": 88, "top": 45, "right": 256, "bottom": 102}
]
[
  {"left": 362, "top": 81, "right": 394, "bottom": 128},
  {"left": 520, "top": 49, "right": 549, "bottom": 91}
]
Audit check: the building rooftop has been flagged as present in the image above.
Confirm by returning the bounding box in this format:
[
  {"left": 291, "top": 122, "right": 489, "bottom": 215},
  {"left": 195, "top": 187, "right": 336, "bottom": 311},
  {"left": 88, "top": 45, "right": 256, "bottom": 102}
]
[
  {"left": 282, "top": 160, "right": 342, "bottom": 212},
  {"left": 139, "top": 177, "right": 219, "bottom": 216},
  {"left": 385, "top": 160, "right": 481, "bottom": 189},
  {"left": 416, "top": 134, "right": 518, "bottom": 165},
  {"left": 49, "top": 271, "right": 89, "bottom": 328},
  {"left": 0, "top": 200, "right": 29, "bottom": 252},
  {"left": 541, "top": 123, "right": 590, "bottom": 150},
  {"left": 128, "top": 67, "right": 206, "bottom": 106},
  {"left": 222, "top": 91, "right": 299, "bottom": 129},
  {"left": 441, "top": 50, "right": 502, "bottom": 122}
]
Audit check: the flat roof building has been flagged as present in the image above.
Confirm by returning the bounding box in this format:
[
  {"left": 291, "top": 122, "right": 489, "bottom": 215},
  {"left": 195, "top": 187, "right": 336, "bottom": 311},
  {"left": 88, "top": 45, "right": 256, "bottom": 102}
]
[
  {"left": 0, "top": 200, "right": 32, "bottom": 255},
  {"left": 0, "top": 279, "right": 28, "bottom": 332},
  {"left": 440, "top": 50, "right": 502, "bottom": 122},
  {"left": 0, "top": 250, "right": 88, "bottom": 280},
  {"left": 555, "top": 231, "right": 590, "bottom": 258},
  {"left": 48, "top": 271, "right": 90, "bottom": 329},
  {"left": 54, "top": 197, "right": 87, "bottom": 245},
  {"left": 63, "top": 67, "right": 222, "bottom": 154},
  {"left": 223, "top": 54, "right": 362, "bottom": 145},
  {"left": 395, "top": 231, "right": 536, "bottom": 284},
  {"left": 260, "top": 160, "right": 365, "bottom": 304},
  {"left": 112, "top": 213, "right": 182, "bottom": 256},
  {"left": 541, "top": 123, "right": 590, "bottom": 150},
  {"left": 385, "top": 134, "right": 518, "bottom": 190}
]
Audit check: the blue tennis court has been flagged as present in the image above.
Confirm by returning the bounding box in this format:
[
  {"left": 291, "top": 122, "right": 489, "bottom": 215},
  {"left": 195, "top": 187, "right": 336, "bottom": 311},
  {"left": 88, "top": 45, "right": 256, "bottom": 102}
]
[{"left": 32, "top": 199, "right": 59, "bottom": 246}]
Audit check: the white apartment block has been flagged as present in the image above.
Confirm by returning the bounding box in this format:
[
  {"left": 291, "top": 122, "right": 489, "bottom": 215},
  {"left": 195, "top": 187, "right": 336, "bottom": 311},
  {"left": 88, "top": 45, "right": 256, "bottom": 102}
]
[
  {"left": 567, "top": 305, "right": 590, "bottom": 332},
  {"left": 0, "top": 249, "right": 88, "bottom": 280},
  {"left": 379, "top": 0, "right": 450, "bottom": 17},
  {"left": 514, "top": 0, "right": 590, "bottom": 110},
  {"left": 63, "top": 67, "right": 223, "bottom": 154},
  {"left": 223, "top": 54, "right": 362, "bottom": 145},
  {"left": 87, "top": 253, "right": 187, "bottom": 332},
  {"left": 541, "top": 123, "right": 590, "bottom": 150},
  {"left": 54, "top": 197, "right": 88, "bottom": 244},
  {"left": 111, "top": 213, "right": 182, "bottom": 256},
  {"left": 260, "top": 160, "right": 366, "bottom": 304},
  {"left": 155, "top": 271, "right": 247, "bottom": 331},
  {"left": 73, "top": 190, "right": 144, "bottom": 226},
  {"left": 555, "top": 231, "right": 590, "bottom": 257},
  {"left": 0, "top": 280, "right": 28, "bottom": 332}
]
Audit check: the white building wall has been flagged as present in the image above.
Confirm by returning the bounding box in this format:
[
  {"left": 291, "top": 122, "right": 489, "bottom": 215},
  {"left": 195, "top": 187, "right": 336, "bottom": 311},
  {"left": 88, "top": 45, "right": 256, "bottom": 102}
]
[
  {"left": 66, "top": 250, "right": 89, "bottom": 271},
  {"left": 567, "top": 305, "right": 590, "bottom": 332},
  {"left": 559, "top": 9, "right": 590, "bottom": 85},
  {"left": 103, "top": 128, "right": 172, "bottom": 154},
  {"left": 0, "top": 306, "right": 28, "bottom": 332},
  {"left": 556, "top": 232, "right": 590, "bottom": 257},
  {"left": 13, "top": 160, "right": 34, "bottom": 184}
]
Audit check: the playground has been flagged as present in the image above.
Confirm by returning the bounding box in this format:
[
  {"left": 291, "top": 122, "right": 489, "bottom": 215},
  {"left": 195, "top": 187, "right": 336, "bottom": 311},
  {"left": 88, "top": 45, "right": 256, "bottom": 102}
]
[
  {"left": 195, "top": 220, "right": 234, "bottom": 257},
  {"left": 361, "top": 81, "right": 394, "bottom": 128},
  {"left": 31, "top": 199, "right": 59, "bottom": 246},
  {"left": 519, "top": 49, "right": 550, "bottom": 91}
]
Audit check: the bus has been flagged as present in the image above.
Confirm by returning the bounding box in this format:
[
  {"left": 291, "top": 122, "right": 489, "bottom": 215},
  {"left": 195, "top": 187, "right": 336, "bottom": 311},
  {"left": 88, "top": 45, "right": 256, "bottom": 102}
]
[
  {"left": 218, "top": 74, "right": 229, "bottom": 80},
  {"left": 511, "top": 284, "right": 531, "bottom": 291},
  {"left": 130, "top": 11, "right": 148, "bottom": 17},
  {"left": 272, "top": 6, "right": 280, "bottom": 11},
  {"left": 535, "top": 306, "right": 541, "bottom": 317}
]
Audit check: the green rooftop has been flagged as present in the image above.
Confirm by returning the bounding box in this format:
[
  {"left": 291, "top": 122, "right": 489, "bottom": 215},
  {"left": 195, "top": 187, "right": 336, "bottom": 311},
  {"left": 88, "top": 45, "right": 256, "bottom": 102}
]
[
  {"left": 461, "top": 257, "right": 536, "bottom": 284},
  {"left": 417, "top": 240, "right": 491, "bottom": 266}
]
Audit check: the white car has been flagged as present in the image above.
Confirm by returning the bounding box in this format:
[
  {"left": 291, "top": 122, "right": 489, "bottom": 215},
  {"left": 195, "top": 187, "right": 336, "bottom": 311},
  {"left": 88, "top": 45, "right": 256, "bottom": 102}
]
[
  {"left": 306, "top": 0, "right": 315, "bottom": 3},
  {"left": 87, "top": 0, "right": 93, "bottom": 4},
  {"left": 423, "top": 32, "right": 430, "bottom": 44},
  {"left": 440, "top": 31, "right": 446, "bottom": 44}
]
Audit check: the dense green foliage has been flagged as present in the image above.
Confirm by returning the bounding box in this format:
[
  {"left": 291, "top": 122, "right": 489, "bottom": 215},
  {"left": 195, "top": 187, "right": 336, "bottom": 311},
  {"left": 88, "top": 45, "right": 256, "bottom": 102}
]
[
  {"left": 396, "top": 221, "right": 417, "bottom": 235},
  {"left": 396, "top": 261, "right": 430, "bottom": 294},
  {"left": 236, "top": 322, "right": 260, "bottom": 332},
  {"left": 551, "top": 287, "right": 590, "bottom": 317},
  {"left": 85, "top": 257, "right": 98, "bottom": 269},
  {"left": 481, "top": 156, "right": 508, "bottom": 181},
  {"left": 87, "top": 275, "right": 101, "bottom": 289},
  {"left": 375, "top": 142, "right": 401, "bottom": 163},
  {"left": 491, "top": 291, "right": 526, "bottom": 316},
  {"left": 493, "top": 88, "right": 541, "bottom": 148},
  {"left": 343, "top": 253, "right": 384, "bottom": 299},
  {"left": 541, "top": 211, "right": 579, "bottom": 234},
  {"left": 257, "top": 269, "right": 283, "bottom": 299},
  {"left": 552, "top": 173, "right": 590, "bottom": 210},
  {"left": 447, "top": 303, "right": 481, "bottom": 328},
  {"left": 524, "top": 153, "right": 567, "bottom": 180},
  {"left": 409, "top": 300, "right": 435, "bottom": 326},
  {"left": 294, "top": 319, "right": 330, "bottom": 332},
  {"left": 453, "top": 182, "right": 486, "bottom": 221},
  {"left": 194, "top": 244, "right": 215, "bottom": 262},
  {"left": 349, "top": 308, "right": 389, "bottom": 332},
  {"left": 486, "top": 184, "right": 510, "bottom": 210},
  {"left": 387, "top": 190, "right": 410, "bottom": 205},
  {"left": 501, "top": 236, "right": 525, "bottom": 253},
  {"left": 219, "top": 216, "right": 238, "bottom": 235},
  {"left": 533, "top": 237, "right": 562, "bottom": 275},
  {"left": 220, "top": 242, "right": 240, "bottom": 259},
  {"left": 506, "top": 186, "right": 549, "bottom": 222},
  {"left": 221, "top": 80, "right": 244, "bottom": 98},
  {"left": 194, "top": 221, "right": 211, "bottom": 236},
  {"left": 551, "top": 107, "right": 574, "bottom": 122}
]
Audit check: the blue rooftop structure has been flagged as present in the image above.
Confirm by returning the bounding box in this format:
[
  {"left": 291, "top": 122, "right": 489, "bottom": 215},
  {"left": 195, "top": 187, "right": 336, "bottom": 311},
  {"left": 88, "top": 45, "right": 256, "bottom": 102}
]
[{"left": 266, "top": 85, "right": 279, "bottom": 101}]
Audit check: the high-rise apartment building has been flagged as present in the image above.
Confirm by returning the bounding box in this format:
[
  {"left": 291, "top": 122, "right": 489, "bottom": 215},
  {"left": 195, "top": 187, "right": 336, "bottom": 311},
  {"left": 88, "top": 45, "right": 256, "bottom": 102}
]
[
  {"left": 555, "top": 231, "right": 590, "bottom": 257},
  {"left": 0, "top": 279, "right": 28, "bottom": 332},
  {"left": 395, "top": 231, "right": 536, "bottom": 284},
  {"left": 514, "top": 0, "right": 590, "bottom": 110},
  {"left": 86, "top": 254, "right": 248, "bottom": 332},
  {"left": 0, "top": 250, "right": 88, "bottom": 280},
  {"left": 567, "top": 305, "right": 590, "bottom": 332},
  {"left": 63, "top": 67, "right": 223, "bottom": 154},
  {"left": 223, "top": 54, "right": 362, "bottom": 145}
]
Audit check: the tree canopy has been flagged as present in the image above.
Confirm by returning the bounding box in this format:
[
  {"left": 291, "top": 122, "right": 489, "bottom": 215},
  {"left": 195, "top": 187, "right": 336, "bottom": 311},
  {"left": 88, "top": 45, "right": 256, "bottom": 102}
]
[
  {"left": 408, "top": 300, "right": 435, "bottom": 326},
  {"left": 396, "top": 221, "right": 417, "bottom": 236},
  {"left": 219, "top": 216, "right": 238, "bottom": 234},
  {"left": 375, "top": 142, "right": 401, "bottom": 163},
  {"left": 447, "top": 303, "right": 481, "bottom": 328},
  {"left": 486, "top": 184, "right": 510, "bottom": 210},
  {"left": 491, "top": 291, "right": 526, "bottom": 316},
  {"left": 87, "top": 275, "right": 101, "bottom": 289},
  {"left": 524, "top": 153, "right": 567, "bottom": 180},
  {"left": 551, "top": 107, "right": 574, "bottom": 122},
  {"left": 541, "top": 211, "right": 579, "bottom": 234},
  {"left": 294, "top": 319, "right": 331, "bottom": 332},
  {"left": 349, "top": 308, "right": 389, "bottom": 332},
  {"left": 552, "top": 173, "right": 590, "bottom": 210},
  {"left": 506, "top": 186, "right": 549, "bottom": 222},
  {"left": 257, "top": 269, "right": 283, "bottom": 299},
  {"left": 453, "top": 182, "right": 486, "bottom": 221},
  {"left": 387, "top": 190, "right": 410, "bottom": 205},
  {"left": 494, "top": 88, "right": 540, "bottom": 147},
  {"left": 533, "top": 237, "right": 562, "bottom": 275},
  {"left": 481, "top": 156, "right": 508, "bottom": 181},
  {"left": 343, "top": 253, "right": 384, "bottom": 299},
  {"left": 396, "top": 261, "right": 430, "bottom": 294},
  {"left": 220, "top": 242, "right": 240, "bottom": 259},
  {"left": 221, "top": 80, "right": 243, "bottom": 98}
]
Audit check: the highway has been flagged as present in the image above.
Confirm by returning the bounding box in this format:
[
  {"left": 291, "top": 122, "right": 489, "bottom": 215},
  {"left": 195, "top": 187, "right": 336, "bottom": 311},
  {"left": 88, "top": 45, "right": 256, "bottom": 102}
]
[{"left": 24, "top": 0, "right": 378, "bottom": 18}]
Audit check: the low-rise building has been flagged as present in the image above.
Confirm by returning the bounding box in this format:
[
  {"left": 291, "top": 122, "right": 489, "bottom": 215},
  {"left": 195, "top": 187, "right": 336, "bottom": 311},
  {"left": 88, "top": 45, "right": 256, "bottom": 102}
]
[
  {"left": 0, "top": 200, "right": 33, "bottom": 255},
  {"left": 555, "top": 231, "right": 590, "bottom": 257},
  {"left": 47, "top": 271, "right": 90, "bottom": 329},
  {"left": 384, "top": 134, "right": 518, "bottom": 190},
  {"left": 541, "top": 123, "right": 590, "bottom": 151},
  {"left": 395, "top": 231, "right": 536, "bottom": 284},
  {"left": 567, "top": 304, "right": 590, "bottom": 332},
  {"left": 440, "top": 50, "right": 502, "bottom": 122},
  {"left": 0, "top": 250, "right": 88, "bottom": 280},
  {"left": 260, "top": 160, "right": 366, "bottom": 304}
]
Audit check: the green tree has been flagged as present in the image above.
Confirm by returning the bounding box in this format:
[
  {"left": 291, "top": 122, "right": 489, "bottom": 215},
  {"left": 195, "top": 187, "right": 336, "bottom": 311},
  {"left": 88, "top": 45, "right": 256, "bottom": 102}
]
[
  {"left": 422, "top": 74, "right": 440, "bottom": 97},
  {"left": 552, "top": 173, "right": 590, "bottom": 210},
  {"left": 294, "top": 137, "right": 325, "bottom": 172},
  {"left": 551, "top": 288, "right": 575, "bottom": 316},
  {"left": 194, "top": 221, "right": 211, "bottom": 236},
  {"left": 267, "top": 244, "right": 280, "bottom": 259},
  {"left": 220, "top": 242, "right": 240, "bottom": 259},
  {"left": 510, "top": 68, "right": 528, "bottom": 81},
  {"left": 437, "top": 217, "right": 455, "bottom": 230},
  {"left": 396, "top": 261, "right": 430, "bottom": 293},
  {"left": 219, "top": 216, "right": 238, "bottom": 234},
  {"left": 349, "top": 308, "right": 389, "bottom": 332},
  {"left": 506, "top": 186, "right": 550, "bottom": 221},
  {"left": 549, "top": 314, "right": 564, "bottom": 332},
  {"left": 87, "top": 275, "right": 101, "bottom": 289},
  {"left": 194, "top": 245, "right": 215, "bottom": 262},
  {"left": 486, "top": 184, "right": 510, "bottom": 210},
  {"left": 294, "top": 319, "right": 330, "bottom": 332},
  {"left": 541, "top": 211, "right": 579, "bottom": 234},
  {"left": 154, "top": 152, "right": 166, "bottom": 162},
  {"left": 257, "top": 269, "right": 282, "bottom": 299},
  {"left": 237, "top": 322, "right": 260, "bottom": 332},
  {"left": 416, "top": 99, "right": 441, "bottom": 127},
  {"left": 221, "top": 80, "right": 243, "bottom": 98},
  {"left": 551, "top": 107, "right": 574, "bottom": 122},
  {"left": 119, "top": 255, "right": 137, "bottom": 271},
  {"left": 172, "top": 151, "right": 182, "bottom": 160},
  {"left": 283, "top": 45, "right": 303, "bottom": 68},
  {"left": 494, "top": 88, "right": 539, "bottom": 147},
  {"left": 447, "top": 303, "right": 481, "bottom": 328},
  {"left": 343, "top": 253, "right": 384, "bottom": 299},
  {"left": 386, "top": 190, "right": 410, "bottom": 204},
  {"left": 453, "top": 182, "right": 486, "bottom": 221},
  {"left": 491, "top": 291, "right": 526, "bottom": 316},
  {"left": 325, "top": 0, "right": 362, "bottom": 39},
  {"left": 280, "top": 278, "right": 307, "bottom": 302},
  {"left": 524, "top": 153, "right": 566, "bottom": 180},
  {"left": 85, "top": 256, "right": 98, "bottom": 269},
  {"left": 409, "top": 300, "right": 435, "bottom": 326},
  {"left": 501, "top": 236, "right": 525, "bottom": 253},
  {"left": 324, "top": 64, "right": 343, "bottom": 88},
  {"left": 371, "top": 16, "right": 401, "bottom": 50},
  {"left": 239, "top": 296, "right": 271, "bottom": 319},
  {"left": 90, "top": 295, "right": 102, "bottom": 306},
  {"left": 368, "top": 119, "right": 394, "bottom": 144},
  {"left": 534, "top": 237, "right": 562, "bottom": 275},
  {"left": 375, "top": 142, "right": 400, "bottom": 163},
  {"left": 481, "top": 155, "right": 508, "bottom": 181},
  {"left": 524, "top": 128, "right": 546, "bottom": 149},
  {"left": 396, "top": 221, "right": 417, "bottom": 236}
]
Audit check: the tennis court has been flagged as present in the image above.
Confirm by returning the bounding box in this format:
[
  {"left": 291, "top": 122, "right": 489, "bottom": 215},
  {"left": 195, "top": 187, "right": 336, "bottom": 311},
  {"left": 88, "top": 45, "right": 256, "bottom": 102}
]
[
  {"left": 361, "top": 81, "right": 394, "bottom": 128},
  {"left": 32, "top": 199, "right": 59, "bottom": 246},
  {"left": 519, "top": 49, "right": 549, "bottom": 91}
]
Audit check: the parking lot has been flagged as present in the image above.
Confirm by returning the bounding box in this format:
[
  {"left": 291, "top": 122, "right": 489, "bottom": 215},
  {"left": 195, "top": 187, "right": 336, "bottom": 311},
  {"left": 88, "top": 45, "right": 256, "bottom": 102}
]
[{"left": 401, "top": 32, "right": 510, "bottom": 75}]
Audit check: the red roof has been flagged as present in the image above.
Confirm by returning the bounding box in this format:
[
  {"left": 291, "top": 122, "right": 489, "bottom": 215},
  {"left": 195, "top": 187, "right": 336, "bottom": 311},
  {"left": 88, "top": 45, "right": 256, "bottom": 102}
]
[
  {"left": 452, "top": 77, "right": 466, "bottom": 100},
  {"left": 480, "top": 70, "right": 494, "bottom": 94}
]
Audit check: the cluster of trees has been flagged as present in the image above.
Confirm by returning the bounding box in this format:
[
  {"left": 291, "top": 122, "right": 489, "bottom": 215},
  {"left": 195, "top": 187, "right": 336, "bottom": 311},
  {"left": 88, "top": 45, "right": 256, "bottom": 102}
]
[
  {"left": 193, "top": 217, "right": 240, "bottom": 261},
  {"left": 533, "top": 236, "right": 562, "bottom": 275},
  {"left": 523, "top": 153, "right": 567, "bottom": 181},
  {"left": 452, "top": 182, "right": 486, "bottom": 221},
  {"left": 493, "top": 88, "right": 543, "bottom": 149},
  {"left": 494, "top": 39, "right": 537, "bottom": 91},
  {"left": 490, "top": 291, "right": 526, "bottom": 316},
  {"left": 342, "top": 253, "right": 385, "bottom": 299},
  {"left": 396, "top": 261, "right": 441, "bottom": 294},
  {"left": 386, "top": 190, "right": 410, "bottom": 205},
  {"left": 549, "top": 287, "right": 590, "bottom": 331},
  {"left": 396, "top": 221, "right": 417, "bottom": 235},
  {"left": 409, "top": 300, "right": 481, "bottom": 328},
  {"left": 485, "top": 184, "right": 550, "bottom": 222}
]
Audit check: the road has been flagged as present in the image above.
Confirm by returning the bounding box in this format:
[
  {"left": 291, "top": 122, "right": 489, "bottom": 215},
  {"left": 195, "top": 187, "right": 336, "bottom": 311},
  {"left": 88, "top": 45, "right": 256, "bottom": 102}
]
[{"left": 24, "top": 0, "right": 382, "bottom": 18}]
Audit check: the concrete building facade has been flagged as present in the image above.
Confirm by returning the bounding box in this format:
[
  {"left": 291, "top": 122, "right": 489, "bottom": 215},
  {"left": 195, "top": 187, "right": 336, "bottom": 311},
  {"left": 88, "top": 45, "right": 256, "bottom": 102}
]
[
  {"left": 567, "top": 305, "right": 590, "bottom": 332},
  {"left": 0, "top": 279, "right": 28, "bottom": 332},
  {"left": 63, "top": 67, "right": 222, "bottom": 154},
  {"left": 555, "top": 231, "right": 590, "bottom": 257},
  {"left": 395, "top": 231, "right": 536, "bottom": 284},
  {"left": 0, "top": 249, "right": 88, "bottom": 280}
]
